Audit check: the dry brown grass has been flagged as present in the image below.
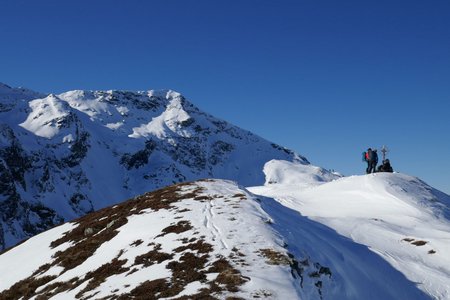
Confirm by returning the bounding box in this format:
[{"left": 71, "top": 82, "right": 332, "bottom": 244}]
[
  {"left": 208, "top": 258, "right": 248, "bottom": 293},
  {"left": 0, "top": 275, "right": 56, "bottom": 300},
  {"left": 117, "top": 279, "right": 170, "bottom": 300},
  {"left": 130, "top": 239, "right": 143, "bottom": 247},
  {"left": 232, "top": 194, "right": 247, "bottom": 200},
  {"left": 194, "top": 195, "right": 214, "bottom": 201},
  {"left": 34, "top": 277, "right": 81, "bottom": 299},
  {"left": 411, "top": 240, "right": 428, "bottom": 246},
  {"left": 157, "top": 220, "right": 193, "bottom": 238},
  {"left": 174, "top": 240, "right": 213, "bottom": 254},
  {"left": 76, "top": 257, "right": 130, "bottom": 297},
  {"left": 0, "top": 181, "right": 250, "bottom": 299},
  {"left": 259, "top": 249, "right": 290, "bottom": 265},
  {"left": 134, "top": 244, "right": 174, "bottom": 267},
  {"left": 403, "top": 238, "right": 428, "bottom": 246}
]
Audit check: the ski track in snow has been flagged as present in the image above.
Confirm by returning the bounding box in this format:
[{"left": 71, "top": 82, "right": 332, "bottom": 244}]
[{"left": 203, "top": 199, "right": 228, "bottom": 250}]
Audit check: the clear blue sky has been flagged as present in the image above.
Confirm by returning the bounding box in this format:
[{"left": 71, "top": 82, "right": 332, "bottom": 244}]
[{"left": 1, "top": 0, "right": 449, "bottom": 194}]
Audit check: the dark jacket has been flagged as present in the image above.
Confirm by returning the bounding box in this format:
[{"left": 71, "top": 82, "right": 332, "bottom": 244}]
[
  {"left": 368, "top": 150, "right": 377, "bottom": 163},
  {"left": 378, "top": 160, "right": 393, "bottom": 172}
]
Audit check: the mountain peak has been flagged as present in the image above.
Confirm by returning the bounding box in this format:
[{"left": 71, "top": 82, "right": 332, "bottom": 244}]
[
  {"left": 0, "top": 82, "right": 45, "bottom": 106},
  {"left": 0, "top": 84, "right": 305, "bottom": 250},
  {"left": 0, "top": 82, "right": 12, "bottom": 90}
]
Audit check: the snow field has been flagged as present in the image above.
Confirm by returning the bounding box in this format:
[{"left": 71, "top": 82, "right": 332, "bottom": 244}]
[{"left": 249, "top": 160, "right": 450, "bottom": 299}]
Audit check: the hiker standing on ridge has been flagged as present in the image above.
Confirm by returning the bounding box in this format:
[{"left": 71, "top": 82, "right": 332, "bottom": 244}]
[
  {"left": 363, "top": 148, "right": 378, "bottom": 174},
  {"left": 368, "top": 149, "right": 378, "bottom": 173}
]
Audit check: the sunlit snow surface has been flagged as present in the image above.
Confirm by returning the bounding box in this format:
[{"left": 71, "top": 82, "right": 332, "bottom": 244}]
[
  {"left": 1, "top": 83, "right": 449, "bottom": 299},
  {"left": 1, "top": 173, "right": 447, "bottom": 299},
  {"left": 249, "top": 159, "right": 450, "bottom": 300}
]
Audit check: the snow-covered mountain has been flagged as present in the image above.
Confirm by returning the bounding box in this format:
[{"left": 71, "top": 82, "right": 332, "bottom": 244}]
[
  {"left": 0, "top": 83, "right": 306, "bottom": 250},
  {"left": 1, "top": 83, "right": 449, "bottom": 299},
  {"left": 1, "top": 171, "right": 448, "bottom": 299}
]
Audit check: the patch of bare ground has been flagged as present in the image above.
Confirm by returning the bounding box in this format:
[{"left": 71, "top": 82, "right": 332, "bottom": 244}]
[
  {"left": 169, "top": 252, "right": 209, "bottom": 285},
  {"left": 156, "top": 220, "right": 193, "bottom": 238},
  {"left": 178, "top": 237, "right": 197, "bottom": 244},
  {"left": 174, "top": 240, "right": 213, "bottom": 254},
  {"left": 194, "top": 195, "right": 214, "bottom": 201},
  {"left": 117, "top": 279, "right": 170, "bottom": 300},
  {"left": 128, "top": 255, "right": 249, "bottom": 299},
  {"left": 35, "top": 277, "right": 82, "bottom": 299},
  {"left": 402, "top": 238, "right": 428, "bottom": 246},
  {"left": 208, "top": 257, "right": 249, "bottom": 293},
  {"left": 232, "top": 193, "right": 247, "bottom": 200},
  {"left": 125, "top": 252, "right": 211, "bottom": 299},
  {"left": 31, "top": 263, "right": 52, "bottom": 276},
  {"left": 229, "top": 247, "right": 248, "bottom": 267},
  {"left": 134, "top": 243, "right": 174, "bottom": 267},
  {"left": 0, "top": 275, "right": 57, "bottom": 300},
  {"left": 411, "top": 240, "right": 428, "bottom": 246},
  {"left": 293, "top": 255, "right": 331, "bottom": 298},
  {"left": 231, "top": 247, "right": 246, "bottom": 257},
  {"left": 259, "top": 249, "right": 290, "bottom": 265},
  {"left": 251, "top": 289, "right": 273, "bottom": 298},
  {"left": 124, "top": 252, "right": 248, "bottom": 299},
  {"left": 130, "top": 239, "right": 143, "bottom": 247}
]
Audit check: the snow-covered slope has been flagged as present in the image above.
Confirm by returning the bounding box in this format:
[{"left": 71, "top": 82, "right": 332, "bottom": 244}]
[
  {"left": 249, "top": 160, "right": 450, "bottom": 300},
  {"left": 0, "top": 180, "right": 431, "bottom": 299},
  {"left": 0, "top": 84, "right": 306, "bottom": 250}
]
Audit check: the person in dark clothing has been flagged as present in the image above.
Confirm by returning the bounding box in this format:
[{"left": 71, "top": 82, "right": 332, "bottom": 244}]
[
  {"left": 372, "top": 149, "right": 378, "bottom": 172},
  {"left": 367, "top": 148, "right": 378, "bottom": 174},
  {"left": 377, "top": 159, "right": 393, "bottom": 172},
  {"left": 364, "top": 148, "right": 372, "bottom": 173}
]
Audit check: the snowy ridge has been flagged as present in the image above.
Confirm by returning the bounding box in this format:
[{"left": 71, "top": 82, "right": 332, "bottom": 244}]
[
  {"left": 0, "top": 180, "right": 307, "bottom": 299},
  {"left": 0, "top": 179, "right": 433, "bottom": 299},
  {"left": 249, "top": 160, "right": 450, "bottom": 299},
  {"left": 0, "top": 83, "right": 305, "bottom": 250},
  {"left": 1, "top": 82, "right": 449, "bottom": 299}
]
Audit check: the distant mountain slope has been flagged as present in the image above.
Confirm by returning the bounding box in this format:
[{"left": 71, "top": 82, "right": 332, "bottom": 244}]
[
  {"left": 0, "top": 83, "right": 306, "bottom": 249},
  {"left": 0, "top": 180, "right": 430, "bottom": 300},
  {"left": 250, "top": 160, "right": 450, "bottom": 300}
]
